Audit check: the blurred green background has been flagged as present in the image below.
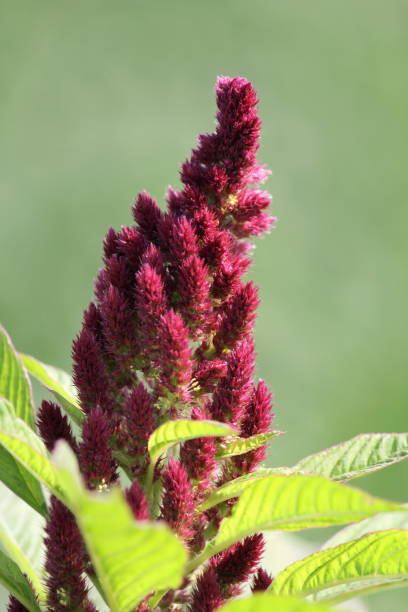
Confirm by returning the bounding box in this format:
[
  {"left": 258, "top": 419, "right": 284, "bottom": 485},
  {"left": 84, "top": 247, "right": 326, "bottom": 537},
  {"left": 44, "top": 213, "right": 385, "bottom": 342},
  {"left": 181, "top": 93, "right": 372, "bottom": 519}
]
[{"left": 1, "top": 1, "right": 407, "bottom": 609}]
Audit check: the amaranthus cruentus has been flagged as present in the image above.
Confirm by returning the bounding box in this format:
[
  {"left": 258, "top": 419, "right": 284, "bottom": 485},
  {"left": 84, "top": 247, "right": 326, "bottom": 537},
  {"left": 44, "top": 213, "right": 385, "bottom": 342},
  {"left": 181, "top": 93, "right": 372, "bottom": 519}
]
[{"left": 31, "top": 76, "right": 275, "bottom": 612}]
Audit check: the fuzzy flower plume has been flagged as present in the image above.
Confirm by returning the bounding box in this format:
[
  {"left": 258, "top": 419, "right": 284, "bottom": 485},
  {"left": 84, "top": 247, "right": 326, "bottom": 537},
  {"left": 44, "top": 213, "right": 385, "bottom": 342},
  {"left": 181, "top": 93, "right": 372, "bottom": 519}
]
[
  {"left": 161, "top": 458, "right": 195, "bottom": 540},
  {"left": 40, "top": 76, "right": 275, "bottom": 610},
  {"left": 125, "top": 480, "right": 150, "bottom": 520},
  {"left": 233, "top": 379, "right": 274, "bottom": 474},
  {"left": 79, "top": 407, "right": 118, "bottom": 489},
  {"left": 251, "top": 567, "right": 274, "bottom": 592},
  {"left": 37, "top": 400, "right": 77, "bottom": 452},
  {"left": 211, "top": 534, "right": 265, "bottom": 597},
  {"left": 44, "top": 497, "right": 96, "bottom": 612},
  {"left": 189, "top": 567, "right": 224, "bottom": 612}
]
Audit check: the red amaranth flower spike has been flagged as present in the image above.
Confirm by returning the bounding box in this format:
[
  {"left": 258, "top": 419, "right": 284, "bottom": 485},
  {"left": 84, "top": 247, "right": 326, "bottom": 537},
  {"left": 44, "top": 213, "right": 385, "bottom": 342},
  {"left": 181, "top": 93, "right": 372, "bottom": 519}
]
[
  {"left": 182, "top": 77, "right": 264, "bottom": 199},
  {"left": 44, "top": 497, "right": 96, "bottom": 611},
  {"left": 100, "top": 285, "right": 135, "bottom": 352},
  {"left": 116, "top": 225, "right": 147, "bottom": 270},
  {"left": 79, "top": 407, "right": 118, "bottom": 489},
  {"left": 155, "top": 309, "right": 193, "bottom": 400},
  {"left": 212, "top": 533, "right": 265, "bottom": 596},
  {"left": 174, "top": 253, "right": 211, "bottom": 333},
  {"left": 234, "top": 380, "right": 274, "bottom": 473},
  {"left": 167, "top": 185, "right": 208, "bottom": 217},
  {"left": 140, "top": 242, "right": 165, "bottom": 274},
  {"left": 180, "top": 407, "right": 217, "bottom": 494},
  {"left": 189, "top": 566, "right": 224, "bottom": 612},
  {"left": 241, "top": 379, "right": 274, "bottom": 437},
  {"left": 103, "top": 226, "right": 119, "bottom": 261},
  {"left": 211, "top": 252, "right": 251, "bottom": 302},
  {"left": 251, "top": 567, "right": 274, "bottom": 592},
  {"left": 125, "top": 480, "right": 150, "bottom": 520},
  {"left": 210, "top": 339, "right": 255, "bottom": 423},
  {"left": 213, "top": 281, "right": 259, "bottom": 352},
  {"left": 82, "top": 301, "right": 104, "bottom": 342},
  {"left": 233, "top": 189, "right": 271, "bottom": 221},
  {"left": 192, "top": 359, "right": 227, "bottom": 393},
  {"left": 105, "top": 253, "right": 134, "bottom": 295},
  {"left": 161, "top": 458, "right": 195, "bottom": 540},
  {"left": 37, "top": 400, "right": 78, "bottom": 453},
  {"left": 124, "top": 383, "right": 156, "bottom": 443},
  {"left": 72, "top": 327, "right": 110, "bottom": 413},
  {"left": 159, "top": 214, "right": 199, "bottom": 262},
  {"left": 132, "top": 191, "right": 162, "bottom": 243},
  {"left": 121, "top": 383, "right": 156, "bottom": 476},
  {"left": 135, "top": 263, "right": 168, "bottom": 329}
]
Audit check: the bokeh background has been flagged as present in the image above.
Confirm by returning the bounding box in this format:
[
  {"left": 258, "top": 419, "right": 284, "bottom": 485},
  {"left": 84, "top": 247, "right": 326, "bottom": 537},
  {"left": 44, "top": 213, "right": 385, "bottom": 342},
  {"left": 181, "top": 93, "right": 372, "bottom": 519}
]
[{"left": 1, "top": 1, "right": 407, "bottom": 609}]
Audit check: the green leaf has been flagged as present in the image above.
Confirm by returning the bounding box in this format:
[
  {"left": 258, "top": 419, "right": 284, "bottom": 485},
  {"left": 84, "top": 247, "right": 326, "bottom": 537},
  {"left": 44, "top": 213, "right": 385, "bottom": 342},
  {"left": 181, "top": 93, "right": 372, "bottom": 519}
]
[
  {"left": 216, "top": 473, "right": 403, "bottom": 538},
  {"left": 20, "top": 353, "right": 85, "bottom": 425},
  {"left": 52, "top": 442, "right": 187, "bottom": 612},
  {"left": 197, "top": 468, "right": 294, "bottom": 512},
  {"left": 0, "top": 399, "right": 47, "bottom": 516},
  {"left": 0, "top": 325, "right": 35, "bottom": 428},
  {"left": 0, "top": 550, "right": 41, "bottom": 612},
  {"left": 0, "top": 482, "right": 45, "bottom": 603},
  {"left": 293, "top": 433, "right": 408, "bottom": 481},
  {"left": 271, "top": 529, "right": 408, "bottom": 603},
  {"left": 188, "top": 474, "right": 403, "bottom": 571},
  {"left": 148, "top": 419, "right": 237, "bottom": 468},
  {"left": 216, "top": 432, "right": 283, "bottom": 459},
  {"left": 0, "top": 399, "right": 68, "bottom": 504},
  {"left": 219, "top": 594, "right": 337, "bottom": 612},
  {"left": 322, "top": 509, "right": 408, "bottom": 550}
]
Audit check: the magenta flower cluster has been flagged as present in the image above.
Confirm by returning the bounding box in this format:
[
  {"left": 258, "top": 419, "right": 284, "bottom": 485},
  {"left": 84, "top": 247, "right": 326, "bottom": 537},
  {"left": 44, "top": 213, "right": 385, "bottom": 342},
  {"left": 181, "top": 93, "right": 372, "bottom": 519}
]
[{"left": 16, "top": 76, "right": 275, "bottom": 612}]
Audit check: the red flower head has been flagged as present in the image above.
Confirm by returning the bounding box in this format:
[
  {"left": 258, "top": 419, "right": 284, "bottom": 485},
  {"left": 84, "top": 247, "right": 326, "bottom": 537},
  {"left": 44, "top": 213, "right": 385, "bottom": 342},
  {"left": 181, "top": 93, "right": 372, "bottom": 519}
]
[
  {"left": 210, "top": 339, "right": 255, "bottom": 423},
  {"left": 79, "top": 407, "right": 118, "bottom": 489},
  {"left": 212, "top": 533, "right": 265, "bottom": 596},
  {"left": 37, "top": 400, "right": 77, "bottom": 453},
  {"left": 251, "top": 567, "right": 274, "bottom": 592},
  {"left": 161, "top": 458, "right": 195, "bottom": 540},
  {"left": 126, "top": 480, "right": 150, "bottom": 520},
  {"left": 190, "top": 566, "right": 224, "bottom": 612},
  {"left": 132, "top": 191, "right": 162, "bottom": 243},
  {"left": 44, "top": 497, "right": 95, "bottom": 611}
]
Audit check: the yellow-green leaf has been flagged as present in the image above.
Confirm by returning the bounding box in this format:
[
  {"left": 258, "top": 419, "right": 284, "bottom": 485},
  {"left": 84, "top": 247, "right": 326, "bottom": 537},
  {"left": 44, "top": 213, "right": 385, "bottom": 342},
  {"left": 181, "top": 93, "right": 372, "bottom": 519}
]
[
  {"left": 189, "top": 474, "right": 403, "bottom": 571},
  {"left": 216, "top": 432, "right": 282, "bottom": 459},
  {"left": 20, "top": 353, "right": 84, "bottom": 425},
  {"left": 219, "top": 594, "right": 337, "bottom": 612},
  {"left": 0, "top": 399, "right": 47, "bottom": 516},
  {"left": 0, "top": 482, "right": 45, "bottom": 603},
  {"left": 197, "top": 468, "right": 293, "bottom": 512},
  {"left": 148, "top": 419, "right": 236, "bottom": 467},
  {"left": 293, "top": 433, "right": 408, "bottom": 481},
  {"left": 0, "top": 400, "right": 68, "bottom": 504},
  {"left": 271, "top": 529, "right": 408, "bottom": 603},
  {"left": 0, "top": 325, "right": 34, "bottom": 428},
  {"left": 322, "top": 509, "right": 408, "bottom": 550}
]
